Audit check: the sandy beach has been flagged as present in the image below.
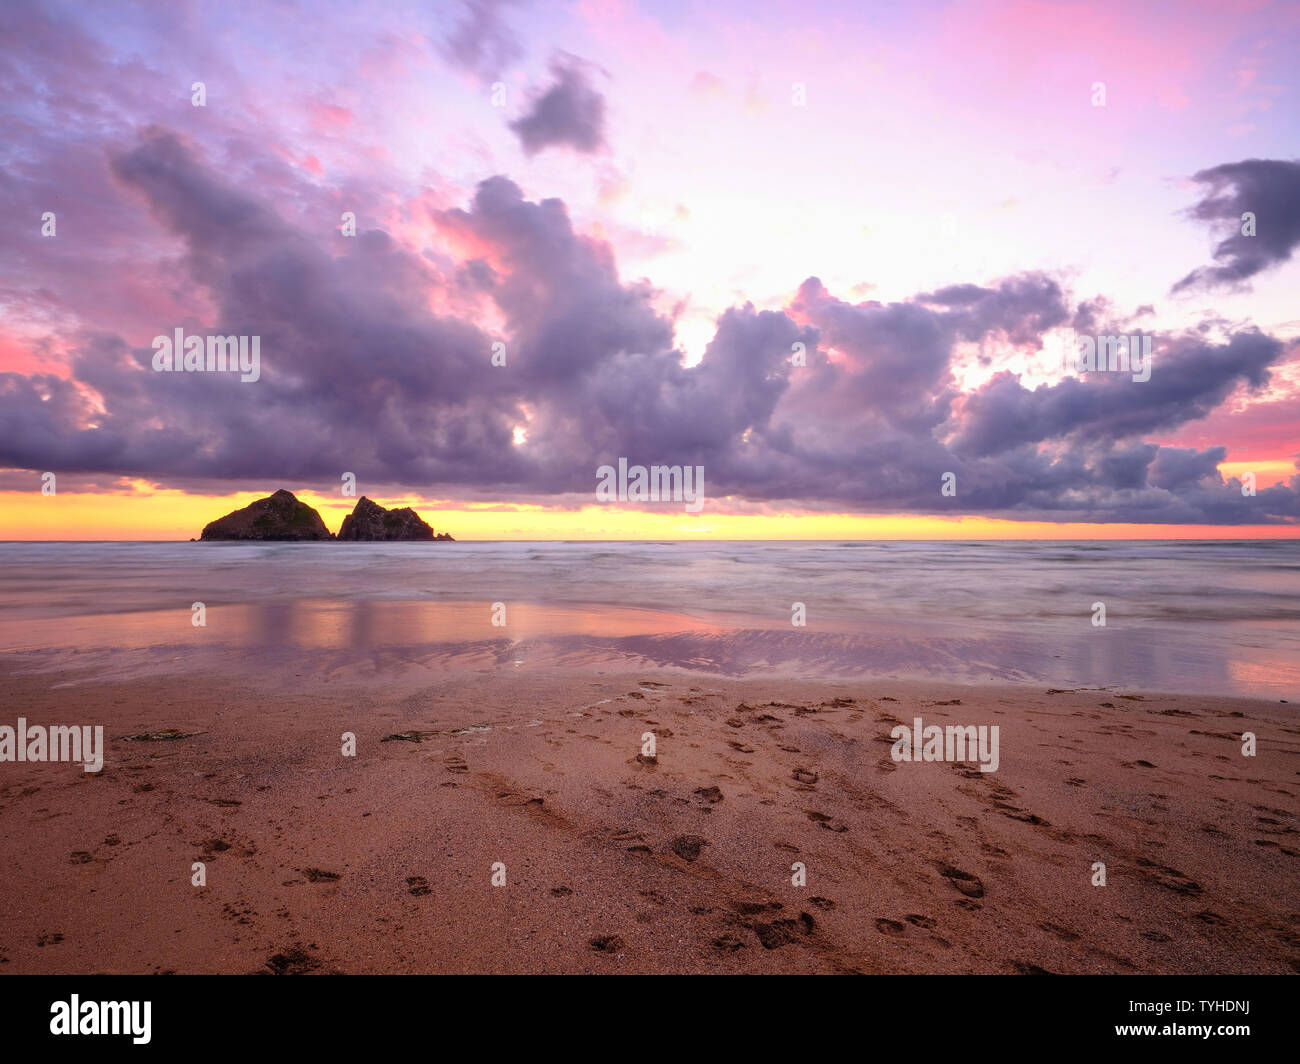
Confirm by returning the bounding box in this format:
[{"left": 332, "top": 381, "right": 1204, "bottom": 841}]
[
  {"left": 6, "top": 0, "right": 1300, "bottom": 1010},
  {"left": 2, "top": 663, "right": 1296, "bottom": 974}
]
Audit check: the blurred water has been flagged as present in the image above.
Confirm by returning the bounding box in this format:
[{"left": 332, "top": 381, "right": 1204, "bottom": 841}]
[{"left": 0, "top": 540, "right": 1296, "bottom": 696}]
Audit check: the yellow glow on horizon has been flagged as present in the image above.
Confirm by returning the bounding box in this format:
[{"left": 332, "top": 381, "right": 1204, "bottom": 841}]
[
  {"left": 0, "top": 488, "right": 1295, "bottom": 541},
  {"left": 1218, "top": 460, "right": 1295, "bottom": 488}
]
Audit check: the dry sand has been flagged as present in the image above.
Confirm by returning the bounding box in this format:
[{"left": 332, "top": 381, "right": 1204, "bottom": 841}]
[{"left": 1, "top": 665, "right": 1297, "bottom": 973}]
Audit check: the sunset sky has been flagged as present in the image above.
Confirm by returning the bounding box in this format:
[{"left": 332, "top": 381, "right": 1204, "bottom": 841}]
[{"left": 2, "top": 0, "right": 1298, "bottom": 539}]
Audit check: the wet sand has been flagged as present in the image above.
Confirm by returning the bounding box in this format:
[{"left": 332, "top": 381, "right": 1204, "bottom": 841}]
[{"left": 1, "top": 664, "right": 1297, "bottom": 974}]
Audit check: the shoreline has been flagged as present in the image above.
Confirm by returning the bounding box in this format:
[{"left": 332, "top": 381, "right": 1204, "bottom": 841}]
[
  {"left": 4, "top": 540, "right": 1297, "bottom": 700},
  {"left": 1, "top": 665, "right": 1296, "bottom": 974},
  {"left": 3, "top": 604, "right": 1297, "bottom": 701}
]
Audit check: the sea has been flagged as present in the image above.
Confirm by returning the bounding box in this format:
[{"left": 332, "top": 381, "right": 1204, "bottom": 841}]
[{"left": 0, "top": 540, "right": 1296, "bottom": 698}]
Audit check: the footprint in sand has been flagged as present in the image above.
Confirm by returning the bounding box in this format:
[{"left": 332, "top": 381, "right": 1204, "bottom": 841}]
[
  {"left": 809, "top": 896, "right": 836, "bottom": 910},
  {"left": 406, "top": 876, "right": 431, "bottom": 896},
  {"left": 589, "top": 935, "right": 624, "bottom": 953},
  {"left": 727, "top": 741, "right": 755, "bottom": 753},
  {"left": 671, "top": 834, "right": 706, "bottom": 861},
  {"left": 383, "top": 730, "right": 436, "bottom": 743},
  {"left": 1135, "top": 859, "right": 1201, "bottom": 897},
  {"left": 222, "top": 902, "right": 254, "bottom": 925},
  {"left": 905, "top": 914, "right": 936, "bottom": 929},
  {"left": 694, "top": 786, "right": 724, "bottom": 804},
  {"left": 732, "top": 900, "right": 783, "bottom": 915},
  {"left": 751, "top": 912, "right": 816, "bottom": 950},
  {"left": 265, "top": 946, "right": 322, "bottom": 975},
  {"left": 875, "top": 918, "right": 906, "bottom": 935},
  {"left": 806, "top": 810, "right": 848, "bottom": 832},
  {"left": 550, "top": 886, "right": 573, "bottom": 897},
  {"left": 997, "top": 806, "right": 1050, "bottom": 826},
  {"left": 938, "top": 865, "right": 985, "bottom": 898},
  {"left": 792, "top": 768, "right": 818, "bottom": 786}
]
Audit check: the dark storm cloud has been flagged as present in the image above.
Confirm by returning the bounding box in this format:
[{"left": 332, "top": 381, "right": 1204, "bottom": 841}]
[
  {"left": 735, "top": 285, "right": 1296, "bottom": 523},
  {"left": 508, "top": 53, "right": 607, "bottom": 156},
  {"left": 2, "top": 130, "right": 529, "bottom": 487},
  {"left": 952, "top": 329, "right": 1281, "bottom": 458},
  {"left": 1171, "top": 158, "right": 1300, "bottom": 293},
  {"left": 1148, "top": 445, "right": 1228, "bottom": 491},
  {"left": 439, "top": 0, "right": 523, "bottom": 80},
  {"left": 916, "top": 274, "right": 1070, "bottom": 344},
  {"left": 1, "top": 128, "right": 1297, "bottom": 525}
]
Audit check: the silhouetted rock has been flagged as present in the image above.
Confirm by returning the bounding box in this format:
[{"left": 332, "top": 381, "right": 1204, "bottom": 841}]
[
  {"left": 199, "top": 489, "right": 332, "bottom": 541},
  {"left": 197, "top": 490, "right": 455, "bottom": 541},
  {"left": 337, "top": 496, "right": 440, "bottom": 541}
]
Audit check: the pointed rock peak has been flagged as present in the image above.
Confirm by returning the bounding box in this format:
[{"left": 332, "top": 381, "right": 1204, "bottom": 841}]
[{"left": 338, "top": 496, "right": 436, "bottom": 541}]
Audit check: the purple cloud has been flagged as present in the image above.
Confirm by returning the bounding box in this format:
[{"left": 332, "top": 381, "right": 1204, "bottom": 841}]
[
  {"left": 1172, "top": 159, "right": 1300, "bottom": 293},
  {"left": 508, "top": 53, "right": 607, "bottom": 156}
]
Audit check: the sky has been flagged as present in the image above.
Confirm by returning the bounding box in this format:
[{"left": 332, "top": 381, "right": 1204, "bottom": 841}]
[{"left": 1, "top": 0, "right": 1298, "bottom": 540}]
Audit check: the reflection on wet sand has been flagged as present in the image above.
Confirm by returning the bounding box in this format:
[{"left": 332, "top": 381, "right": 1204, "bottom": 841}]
[{"left": 2, "top": 596, "right": 1295, "bottom": 697}]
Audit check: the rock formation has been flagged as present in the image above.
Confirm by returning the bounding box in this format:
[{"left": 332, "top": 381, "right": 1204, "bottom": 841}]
[
  {"left": 199, "top": 489, "right": 332, "bottom": 541},
  {"left": 336, "top": 496, "right": 452, "bottom": 541},
  {"left": 198, "top": 490, "right": 454, "bottom": 541}
]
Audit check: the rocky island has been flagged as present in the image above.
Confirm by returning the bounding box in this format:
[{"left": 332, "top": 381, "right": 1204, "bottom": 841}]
[
  {"left": 199, "top": 488, "right": 332, "bottom": 541},
  {"left": 338, "top": 496, "right": 448, "bottom": 541},
  {"left": 198, "top": 489, "right": 454, "bottom": 541}
]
